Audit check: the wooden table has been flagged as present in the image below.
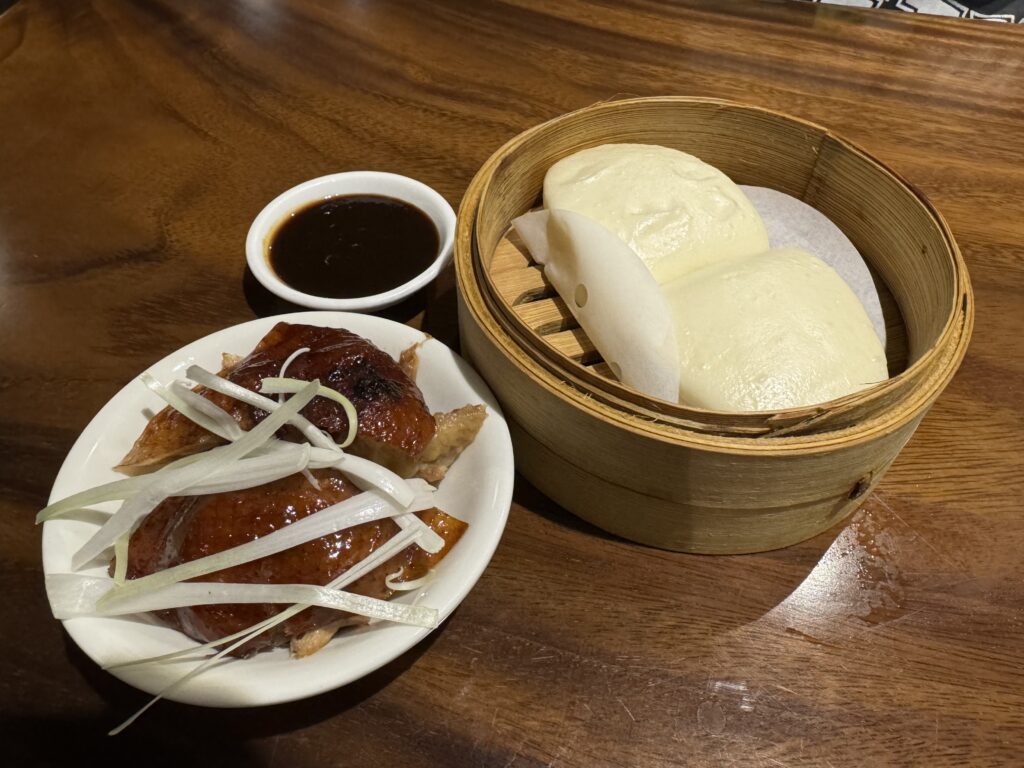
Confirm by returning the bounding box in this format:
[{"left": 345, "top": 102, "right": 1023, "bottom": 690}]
[{"left": 2, "top": 1, "right": 1021, "bottom": 765}]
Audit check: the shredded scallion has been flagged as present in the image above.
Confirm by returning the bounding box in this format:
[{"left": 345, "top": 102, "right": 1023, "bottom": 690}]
[
  {"left": 49, "top": 574, "right": 438, "bottom": 628},
  {"left": 186, "top": 365, "right": 338, "bottom": 452},
  {"left": 276, "top": 347, "right": 310, "bottom": 403},
  {"left": 70, "top": 379, "right": 321, "bottom": 571},
  {"left": 96, "top": 481, "right": 436, "bottom": 611}
]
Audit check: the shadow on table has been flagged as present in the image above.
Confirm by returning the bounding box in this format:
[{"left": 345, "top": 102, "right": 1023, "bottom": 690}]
[
  {"left": 241, "top": 263, "right": 460, "bottom": 348},
  {"left": 512, "top": 474, "right": 628, "bottom": 546},
  {"left": 242, "top": 262, "right": 428, "bottom": 323},
  {"left": 512, "top": 471, "right": 851, "bottom": 634},
  {"left": 3, "top": 623, "right": 445, "bottom": 767}
]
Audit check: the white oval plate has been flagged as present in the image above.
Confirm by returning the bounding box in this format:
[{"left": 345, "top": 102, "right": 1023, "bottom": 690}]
[{"left": 41, "top": 311, "right": 514, "bottom": 707}]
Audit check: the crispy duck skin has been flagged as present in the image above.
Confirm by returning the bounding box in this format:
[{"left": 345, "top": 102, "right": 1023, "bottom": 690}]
[
  {"left": 125, "top": 469, "right": 467, "bottom": 656},
  {"left": 114, "top": 323, "right": 484, "bottom": 656},
  {"left": 117, "top": 323, "right": 437, "bottom": 476}
]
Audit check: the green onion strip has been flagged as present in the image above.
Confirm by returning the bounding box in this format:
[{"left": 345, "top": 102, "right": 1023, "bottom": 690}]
[
  {"left": 112, "top": 534, "right": 129, "bottom": 586},
  {"left": 38, "top": 444, "right": 312, "bottom": 524},
  {"left": 259, "top": 376, "right": 359, "bottom": 448},
  {"left": 48, "top": 574, "right": 438, "bottom": 628}
]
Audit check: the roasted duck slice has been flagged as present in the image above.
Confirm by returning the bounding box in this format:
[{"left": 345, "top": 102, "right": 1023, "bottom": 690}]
[
  {"left": 117, "top": 323, "right": 481, "bottom": 481},
  {"left": 413, "top": 404, "right": 487, "bottom": 483},
  {"left": 114, "top": 323, "right": 484, "bottom": 657},
  {"left": 124, "top": 468, "right": 467, "bottom": 656}
]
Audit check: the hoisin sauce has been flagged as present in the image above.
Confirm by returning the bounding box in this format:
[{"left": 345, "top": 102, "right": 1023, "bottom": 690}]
[{"left": 268, "top": 194, "right": 439, "bottom": 299}]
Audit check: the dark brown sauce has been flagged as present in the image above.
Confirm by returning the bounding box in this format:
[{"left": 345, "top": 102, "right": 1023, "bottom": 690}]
[{"left": 267, "top": 194, "right": 439, "bottom": 299}]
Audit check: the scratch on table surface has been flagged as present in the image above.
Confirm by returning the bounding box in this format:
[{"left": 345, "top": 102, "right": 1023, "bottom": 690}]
[
  {"left": 502, "top": 737, "right": 528, "bottom": 768},
  {"left": 617, "top": 697, "right": 636, "bottom": 722},
  {"left": 549, "top": 700, "right": 583, "bottom": 767},
  {"left": 784, "top": 626, "right": 839, "bottom": 648},
  {"left": 266, "top": 737, "right": 282, "bottom": 765},
  {"left": 873, "top": 607, "right": 925, "bottom": 630},
  {"left": 874, "top": 493, "right": 961, "bottom": 570}
]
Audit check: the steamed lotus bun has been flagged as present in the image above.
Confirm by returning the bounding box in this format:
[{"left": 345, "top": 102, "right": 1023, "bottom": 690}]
[
  {"left": 544, "top": 143, "right": 770, "bottom": 284},
  {"left": 663, "top": 247, "right": 889, "bottom": 411}
]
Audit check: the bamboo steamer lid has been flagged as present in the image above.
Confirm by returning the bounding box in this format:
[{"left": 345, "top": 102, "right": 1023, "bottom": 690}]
[{"left": 455, "top": 97, "right": 972, "bottom": 553}]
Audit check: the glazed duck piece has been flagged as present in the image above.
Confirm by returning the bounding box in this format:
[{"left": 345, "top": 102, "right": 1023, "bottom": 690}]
[
  {"left": 126, "top": 468, "right": 467, "bottom": 657},
  {"left": 115, "top": 323, "right": 484, "bottom": 657},
  {"left": 118, "top": 323, "right": 485, "bottom": 481}
]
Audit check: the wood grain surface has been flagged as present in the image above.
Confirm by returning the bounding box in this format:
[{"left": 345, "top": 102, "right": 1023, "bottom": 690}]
[{"left": 1, "top": 1, "right": 1021, "bottom": 766}]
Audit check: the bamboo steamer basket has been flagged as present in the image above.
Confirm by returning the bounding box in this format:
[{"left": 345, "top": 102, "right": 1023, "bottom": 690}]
[{"left": 455, "top": 97, "right": 972, "bottom": 553}]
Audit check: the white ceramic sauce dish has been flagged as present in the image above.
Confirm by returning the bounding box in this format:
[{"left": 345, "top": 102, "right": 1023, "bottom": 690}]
[{"left": 246, "top": 172, "right": 456, "bottom": 312}]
